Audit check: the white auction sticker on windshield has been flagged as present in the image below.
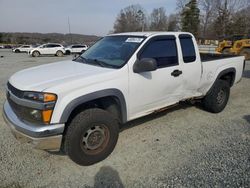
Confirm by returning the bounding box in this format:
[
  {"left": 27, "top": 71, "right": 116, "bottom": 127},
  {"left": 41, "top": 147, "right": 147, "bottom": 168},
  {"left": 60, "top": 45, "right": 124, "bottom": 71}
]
[{"left": 125, "top": 38, "right": 144, "bottom": 43}]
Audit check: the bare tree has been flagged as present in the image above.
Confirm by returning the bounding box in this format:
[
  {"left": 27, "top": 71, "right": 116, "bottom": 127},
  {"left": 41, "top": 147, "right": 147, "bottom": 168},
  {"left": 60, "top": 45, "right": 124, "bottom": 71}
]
[
  {"left": 113, "top": 5, "right": 146, "bottom": 33},
  {"left": 213, "top": 0, "right": 250, "bottom": 37},
  {"left": 200, "top": 0, "right": 217, "bottom": 38},
  {"left": 168, "top": 14, "right": 179, "bottom": 31},
  {"left": 149, "top": 7, "right": 168, "bottom": 31}
]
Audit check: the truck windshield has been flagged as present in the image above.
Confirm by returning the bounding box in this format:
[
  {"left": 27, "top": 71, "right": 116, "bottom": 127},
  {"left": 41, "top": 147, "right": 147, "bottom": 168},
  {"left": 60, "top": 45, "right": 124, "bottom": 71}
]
[{"left": 75, "top": 36, "right": 145, "bottom": 68}]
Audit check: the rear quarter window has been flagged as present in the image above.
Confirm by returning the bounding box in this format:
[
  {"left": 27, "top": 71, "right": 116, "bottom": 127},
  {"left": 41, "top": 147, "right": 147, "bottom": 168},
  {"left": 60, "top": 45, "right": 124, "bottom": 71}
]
[{"left": 179, "top": 35, "right": 196, "bottom": 63}]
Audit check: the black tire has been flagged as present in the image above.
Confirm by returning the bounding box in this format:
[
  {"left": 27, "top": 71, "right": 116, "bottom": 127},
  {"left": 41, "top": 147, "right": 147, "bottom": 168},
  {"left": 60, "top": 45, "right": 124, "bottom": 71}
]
[
  {"left": 240, "top": 48, "right": 250, "bottom": 60},
  {"left": 64, "top": 108, "right": 119, "bottom": 166},
  {"left": 56, "top": 50, "right": 63, "bottom": 57},
  {"left": 65, "top": 50, "right": 71, "bottom": 55},
  {"left": 202, "top": 80, "right": 230, "bottom": 113},
  {"left": 32, "top": 51, "right": 40, "bottom": 57},
  {"left": 222, "top": 48, "right": 230, "bottom": 54},
  {"left": 15, "top": 49, "right": 20, "bottom": 53}
]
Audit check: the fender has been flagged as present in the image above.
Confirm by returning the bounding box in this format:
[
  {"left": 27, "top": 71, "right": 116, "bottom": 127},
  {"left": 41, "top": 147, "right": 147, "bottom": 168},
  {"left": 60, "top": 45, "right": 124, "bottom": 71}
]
[
  {"left": 59, "top": 89, "right": 127, "bottom": 124},
  {"left": 207, "top": 67, "right": 236, "bottom": 94}
]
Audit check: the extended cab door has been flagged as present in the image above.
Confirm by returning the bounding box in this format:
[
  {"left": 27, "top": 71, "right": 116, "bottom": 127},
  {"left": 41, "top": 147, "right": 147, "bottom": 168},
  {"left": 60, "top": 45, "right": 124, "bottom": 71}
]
[
  {"left": 128, "top": 35, "right": 184, "bottom": 120},
  {"left": 178, "top": 34, "right": 202, "bottom": 98}
]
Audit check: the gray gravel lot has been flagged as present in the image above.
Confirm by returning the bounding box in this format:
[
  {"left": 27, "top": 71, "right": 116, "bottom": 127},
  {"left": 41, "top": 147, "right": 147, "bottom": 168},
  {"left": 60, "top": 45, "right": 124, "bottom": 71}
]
[{"left": 0, "top": 49, "right": 249, "bottom": 187}]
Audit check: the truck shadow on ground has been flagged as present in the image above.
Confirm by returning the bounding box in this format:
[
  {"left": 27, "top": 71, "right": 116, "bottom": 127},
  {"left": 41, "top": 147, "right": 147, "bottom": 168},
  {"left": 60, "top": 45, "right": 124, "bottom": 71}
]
[
  {"left": 243, "top": 115, "right": 250, "bottom": 124},
  {"left": 90, "top": 166, "right": 124, "bottom": 188},
  {"left": 243, "top": 70, "right": 250, "bottom": 78}
]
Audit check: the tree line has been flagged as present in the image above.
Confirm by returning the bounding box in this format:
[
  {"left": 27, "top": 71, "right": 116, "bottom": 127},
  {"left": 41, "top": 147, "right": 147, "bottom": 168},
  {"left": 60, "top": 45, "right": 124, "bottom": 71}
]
[
  {"left": 0, "top": 32, "right": 100, "bottom": 45},
  {"left": 112, "top": 0, "right": 250, "bottom": 40}
]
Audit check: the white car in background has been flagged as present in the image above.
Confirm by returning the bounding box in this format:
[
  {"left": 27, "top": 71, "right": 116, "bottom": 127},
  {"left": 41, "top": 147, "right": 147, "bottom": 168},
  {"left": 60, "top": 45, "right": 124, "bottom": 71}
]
[
  {"left": 65, "top": 44, "right": 88, "bottom": 55},
  {"left": 13, "top": 45, "right": 34, "bottom": 53},
  {"left": 29, "top": 43, "right": 65, "bottom": 57}
]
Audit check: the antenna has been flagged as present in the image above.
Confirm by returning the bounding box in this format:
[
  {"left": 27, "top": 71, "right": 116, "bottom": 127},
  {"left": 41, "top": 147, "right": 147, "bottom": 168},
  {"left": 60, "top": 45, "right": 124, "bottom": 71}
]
[{"left": 68, "top": 16, "right": 73, "bottom": 44}]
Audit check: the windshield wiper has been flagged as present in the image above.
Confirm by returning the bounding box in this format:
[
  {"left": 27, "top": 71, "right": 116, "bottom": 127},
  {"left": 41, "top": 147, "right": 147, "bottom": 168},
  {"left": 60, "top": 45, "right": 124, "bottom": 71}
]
[
  {"left": 75, "top": 57, "right": 119, "bottom": 69},
  {"left": 89, "top": 59, "right": 119, "bottom": 69},
  {"left": 92, "top": 59, "right": 106, "bottom": 67}
]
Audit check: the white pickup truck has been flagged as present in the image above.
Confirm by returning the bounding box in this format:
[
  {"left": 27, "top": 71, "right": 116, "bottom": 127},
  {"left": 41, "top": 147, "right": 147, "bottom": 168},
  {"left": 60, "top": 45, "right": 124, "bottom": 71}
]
[{"left": 3, "top": 32, "right": 245, "bottom": 166}]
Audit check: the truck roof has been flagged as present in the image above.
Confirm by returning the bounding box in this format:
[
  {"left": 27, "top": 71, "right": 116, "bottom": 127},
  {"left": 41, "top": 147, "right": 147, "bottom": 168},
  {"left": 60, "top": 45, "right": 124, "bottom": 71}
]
[{"left": 109, "top": 31, "right": 191, "bottom": 37}]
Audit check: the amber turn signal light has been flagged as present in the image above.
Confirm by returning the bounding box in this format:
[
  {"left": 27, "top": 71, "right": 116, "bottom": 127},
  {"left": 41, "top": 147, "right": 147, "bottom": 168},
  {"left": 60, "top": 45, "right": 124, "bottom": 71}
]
[
  {"left": 44, "top": 93, "right": 57, "bottom": 102},
  {"left": 42, "top": 110, "right": 53, "bottom": 124}
]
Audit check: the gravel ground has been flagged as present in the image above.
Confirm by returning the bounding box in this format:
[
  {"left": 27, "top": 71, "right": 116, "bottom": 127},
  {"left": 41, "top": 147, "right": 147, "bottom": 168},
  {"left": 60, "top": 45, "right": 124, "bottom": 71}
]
[{"left": 0, "top": 49, "right": 249, "bottom": 188}]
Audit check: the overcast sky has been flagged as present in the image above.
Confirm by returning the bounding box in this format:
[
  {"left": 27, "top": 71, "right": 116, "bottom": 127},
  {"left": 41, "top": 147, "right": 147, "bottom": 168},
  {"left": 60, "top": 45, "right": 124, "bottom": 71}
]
[{"left": 0, "top": 0, "right": 177, "bottom": 36}]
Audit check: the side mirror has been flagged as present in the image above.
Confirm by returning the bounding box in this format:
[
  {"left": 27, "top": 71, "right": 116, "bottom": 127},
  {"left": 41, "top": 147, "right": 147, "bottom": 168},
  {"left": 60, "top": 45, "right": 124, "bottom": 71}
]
[{"left": 133, "top": 58, "right": 157, "bottom": 73}]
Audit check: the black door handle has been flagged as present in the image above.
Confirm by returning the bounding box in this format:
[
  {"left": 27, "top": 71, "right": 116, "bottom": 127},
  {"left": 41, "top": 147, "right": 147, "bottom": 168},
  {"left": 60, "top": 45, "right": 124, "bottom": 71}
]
[{"left": 171, "top": 70, "right": 182, "bottom": 77}]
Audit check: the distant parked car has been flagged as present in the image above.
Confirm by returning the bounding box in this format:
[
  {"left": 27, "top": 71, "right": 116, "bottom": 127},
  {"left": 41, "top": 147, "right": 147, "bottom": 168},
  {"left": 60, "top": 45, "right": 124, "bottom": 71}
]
[
  {"left": 28, "top": 43, "right": 65, "bottom": 57},
  {"left": 4, "top": 45, "right": 13, "bottom": 49},
  {"left": 13, "top": 45, "right": 33, "bottom": 53},
  {"left": 65, "top": 44, "right": 88, "bottom": 55}
]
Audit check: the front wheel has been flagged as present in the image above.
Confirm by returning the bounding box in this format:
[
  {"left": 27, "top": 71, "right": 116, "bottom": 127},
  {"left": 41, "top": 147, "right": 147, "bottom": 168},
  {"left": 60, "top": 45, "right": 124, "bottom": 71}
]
[
  {"left": 64, "top": 108, "right": 119, "bottom": 166},
  {"left": 202, "top": 80, "right": 230, "bottom": 113}
]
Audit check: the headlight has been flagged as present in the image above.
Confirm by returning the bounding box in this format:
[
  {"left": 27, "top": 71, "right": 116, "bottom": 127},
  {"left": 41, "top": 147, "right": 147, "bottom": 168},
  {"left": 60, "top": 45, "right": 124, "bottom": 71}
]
[
  {"left": 23, "top": 92, "right": 57, "bottom": 102},
  {"left": 22, "top": 92, "right": 57, "bottom": 124}
]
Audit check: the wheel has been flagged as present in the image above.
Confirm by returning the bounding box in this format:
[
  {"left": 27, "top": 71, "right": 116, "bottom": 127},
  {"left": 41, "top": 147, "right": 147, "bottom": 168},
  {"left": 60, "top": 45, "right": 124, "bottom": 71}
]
[
  {"left": 222, "top": 48, "right": 230, "bottom": 54},
  {"left": 64, "top": 108, "right": 119, "bottom": 166},
  {"left": 240, "top": 48, "right": 250, "bottom": 60},
  {"left": 202, "top": 80, "right": 230, "bottom": 113},
  {"left": 32, "top": 51, "right": 40, "bottom": 57},
  {"left": 65, "top": 50, "right": 71, "bottom": 55},
  {"left": 56, "top": 50, "right": 63, "bottom": 57},
  {"left": 15, "top": 49, "right": 20, "bottom": 53}
]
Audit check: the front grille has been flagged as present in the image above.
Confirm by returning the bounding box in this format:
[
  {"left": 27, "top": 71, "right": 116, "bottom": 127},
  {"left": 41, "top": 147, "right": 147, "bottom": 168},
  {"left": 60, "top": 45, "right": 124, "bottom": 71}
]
[
  {"left": 8, "top": 96, "right": 23, "bottom": 118},
  {"left": 7, "top": 82, "right": 24, "bottom": 98}
]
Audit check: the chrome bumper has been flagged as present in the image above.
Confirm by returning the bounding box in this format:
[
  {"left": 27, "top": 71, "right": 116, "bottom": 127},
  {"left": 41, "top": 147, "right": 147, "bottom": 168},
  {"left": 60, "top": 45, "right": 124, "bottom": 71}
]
[{"left": 3, "top": 101, "right": 65, "bottom": 151}]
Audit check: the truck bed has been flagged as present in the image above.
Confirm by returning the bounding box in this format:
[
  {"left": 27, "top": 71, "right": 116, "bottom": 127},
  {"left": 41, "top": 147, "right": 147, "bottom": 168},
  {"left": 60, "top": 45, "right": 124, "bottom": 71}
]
[{"left": 200, "top": 53, "right": 239, "bottom": 62}]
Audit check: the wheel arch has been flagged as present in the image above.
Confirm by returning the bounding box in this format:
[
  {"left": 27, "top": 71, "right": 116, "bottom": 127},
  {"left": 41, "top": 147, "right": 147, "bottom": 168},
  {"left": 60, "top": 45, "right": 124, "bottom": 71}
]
[
  {"left": 59, "top": 89, "right": 127, "bottom": 124},
  {"left": 207, "top": 68, "right": 236, "bottom": 95},
  {"left": 217, "top": 68, "right": 236, "bottom": 87}
]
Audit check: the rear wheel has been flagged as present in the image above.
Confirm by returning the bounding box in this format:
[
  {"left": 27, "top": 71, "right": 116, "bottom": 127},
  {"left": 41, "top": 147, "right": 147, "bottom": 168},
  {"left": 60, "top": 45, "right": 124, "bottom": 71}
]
[
  {"left": 240, "top": 48, "right": 250, "bottom": 60},
  {"left": 32, "top": 51, "right": 40, "bottom": 57},
  {"left": 64, "top": 108, "right": 119, "bottom": 166},
  {"left": 56, "top": 50, "right": 63, "bottom": 57},
  {"left": 202, "top": 80, "right": 230, "bottom": 113}
]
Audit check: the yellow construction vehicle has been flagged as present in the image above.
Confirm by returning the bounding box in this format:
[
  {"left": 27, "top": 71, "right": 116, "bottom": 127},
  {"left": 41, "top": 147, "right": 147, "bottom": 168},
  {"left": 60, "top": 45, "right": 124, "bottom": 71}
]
[
  {"left": 216, "top": 40, "right": 232, "bottom": 54},
  {"left": 216, "top": 35, "right": 244, "bottom": 54},
  {"left": 229, "top": 37, "right": 250, "bottom": 60}
]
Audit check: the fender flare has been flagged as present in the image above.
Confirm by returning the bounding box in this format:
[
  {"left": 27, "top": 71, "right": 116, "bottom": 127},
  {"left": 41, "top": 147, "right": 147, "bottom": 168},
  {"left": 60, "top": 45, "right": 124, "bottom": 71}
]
[
  {"left": 59, "top": 89, "right": 127, "bottom": 124},
  {"left": 207, "top": 67, "right": 236, "bottom": 94}
]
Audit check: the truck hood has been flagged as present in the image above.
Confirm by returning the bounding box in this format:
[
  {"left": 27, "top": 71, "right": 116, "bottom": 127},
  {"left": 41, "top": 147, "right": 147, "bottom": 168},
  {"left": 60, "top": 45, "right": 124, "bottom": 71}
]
[{"left": 9, "top": 60, "right": 114, "bottom": 91}]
